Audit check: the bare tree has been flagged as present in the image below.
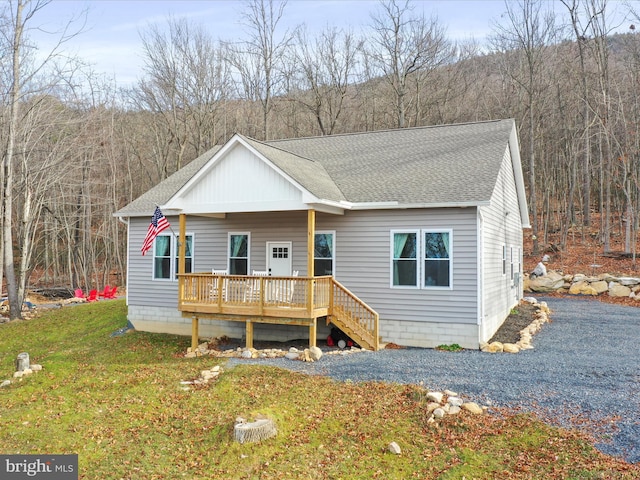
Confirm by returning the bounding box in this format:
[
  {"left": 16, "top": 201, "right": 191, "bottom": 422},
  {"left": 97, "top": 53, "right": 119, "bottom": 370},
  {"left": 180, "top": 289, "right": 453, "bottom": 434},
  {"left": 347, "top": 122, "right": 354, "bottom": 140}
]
[
  {"left": 491, "top": 0, "right": 558, "bottom": 255},
  {"left": 0, "top": 0, "right": 86, "bottom": 318},
  {"left": 131, "top": 18, "right": 230, "bottom": 182},
  {"left": 291, "top": 26, "right": 361, "bottom": 135},
  {"left": 366, "top": 0, "right": 454, "bottom": 128},
  {"left": 226, "top": 0, "right": 295, "bottom": 140}
]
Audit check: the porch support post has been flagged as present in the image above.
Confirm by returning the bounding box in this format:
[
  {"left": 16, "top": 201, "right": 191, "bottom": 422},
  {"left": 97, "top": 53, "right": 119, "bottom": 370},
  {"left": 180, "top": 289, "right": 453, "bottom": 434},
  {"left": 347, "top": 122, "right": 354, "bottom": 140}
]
[
  {"left": 307, "top": 209, "right": 315, "bottom": 277},
  {"left": 191, "top": 316, "right": 199, "bottom": 352},
  {"left": 178, "top": 214, "right": 186, "bottom": 274},
  {"left": 307, "top": 209, "right": 315, "bottom": 316},
  {"left": 309, "top": 317, "right": 317, "bottom": 348},
  {"left": 246, "top": 320, "right": 254, "bottom": 349}
]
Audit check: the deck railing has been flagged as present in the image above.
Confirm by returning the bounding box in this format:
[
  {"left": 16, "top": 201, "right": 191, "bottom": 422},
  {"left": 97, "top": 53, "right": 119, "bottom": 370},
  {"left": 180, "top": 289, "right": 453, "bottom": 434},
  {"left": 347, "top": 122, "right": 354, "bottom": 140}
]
[
  {"left": 178, "top": 273, "right": 333, "bottom": 318},
  {"left": 178, "top": 273, "right": 379, "bottom": 350}
]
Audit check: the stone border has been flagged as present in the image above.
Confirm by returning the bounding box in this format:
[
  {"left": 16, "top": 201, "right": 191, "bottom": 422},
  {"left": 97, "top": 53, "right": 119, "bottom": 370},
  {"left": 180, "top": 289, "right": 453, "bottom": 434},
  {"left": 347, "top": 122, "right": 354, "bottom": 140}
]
[
  {"left": 525, "top": 271, "right": 640, "bottom": 300},
  {"left": 185, "top": 340, "right": 370, "bottom": 360},
  {"left": 481, "top": 298, "right": 550, "bottom": 354}
]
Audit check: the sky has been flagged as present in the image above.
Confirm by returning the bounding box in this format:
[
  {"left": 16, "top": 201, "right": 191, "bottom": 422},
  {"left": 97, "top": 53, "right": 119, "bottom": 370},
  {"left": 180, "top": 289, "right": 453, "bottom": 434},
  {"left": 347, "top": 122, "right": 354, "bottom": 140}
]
[{"left": 28, "top": 0, "right": 630, "bottom": 89}]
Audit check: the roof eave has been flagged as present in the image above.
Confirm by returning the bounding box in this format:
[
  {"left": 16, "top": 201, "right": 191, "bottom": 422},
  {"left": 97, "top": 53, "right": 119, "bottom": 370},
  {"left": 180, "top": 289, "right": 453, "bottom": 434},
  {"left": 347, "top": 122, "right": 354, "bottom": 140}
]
[{"left": 348, "top": 200, "right": 488, "bottom": 210}]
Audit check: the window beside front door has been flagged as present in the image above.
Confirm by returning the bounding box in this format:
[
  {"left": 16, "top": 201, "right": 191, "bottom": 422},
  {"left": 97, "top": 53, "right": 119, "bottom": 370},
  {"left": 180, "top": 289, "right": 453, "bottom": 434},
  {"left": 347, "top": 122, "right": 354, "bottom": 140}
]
[
  {"left": 314, "top": 231, "right": 335, "bottom": 275},
  {"left": 229, "top": 233, "right": 249, "bottom": 275},
  {"left": 153, "top": 233, "right": 193, "bottom": 280}
]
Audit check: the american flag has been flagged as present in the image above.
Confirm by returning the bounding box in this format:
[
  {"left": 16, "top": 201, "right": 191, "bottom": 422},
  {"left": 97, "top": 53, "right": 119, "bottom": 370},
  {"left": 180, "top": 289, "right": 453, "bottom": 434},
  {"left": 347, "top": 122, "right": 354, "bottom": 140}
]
[{"left": 141, "top": 206, "right": 170, "bottom": 255}]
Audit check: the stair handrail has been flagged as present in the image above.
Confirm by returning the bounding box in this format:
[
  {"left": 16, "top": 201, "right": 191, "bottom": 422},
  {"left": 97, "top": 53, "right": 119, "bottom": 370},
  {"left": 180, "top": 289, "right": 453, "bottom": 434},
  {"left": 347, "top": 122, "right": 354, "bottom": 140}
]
[{"left": 330, "top": 278, "right": 379, "bottom": 351}]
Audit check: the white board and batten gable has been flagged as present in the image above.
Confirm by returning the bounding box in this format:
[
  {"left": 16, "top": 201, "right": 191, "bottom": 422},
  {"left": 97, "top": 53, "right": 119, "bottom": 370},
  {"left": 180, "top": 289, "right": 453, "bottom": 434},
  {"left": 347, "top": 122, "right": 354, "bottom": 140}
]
[
  {"left": 162, "top": 134, "right": 347, "bottom": 217},
  {"left": 164, "top": 135, "right": 312, "bottom": 216}
]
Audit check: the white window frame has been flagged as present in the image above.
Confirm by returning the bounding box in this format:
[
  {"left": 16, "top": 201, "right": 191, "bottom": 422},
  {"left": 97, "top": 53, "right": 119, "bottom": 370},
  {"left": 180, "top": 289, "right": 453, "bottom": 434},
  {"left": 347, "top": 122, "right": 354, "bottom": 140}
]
[
  {"left": 152, "top": 232, "right": 194, "bottom": 281},
  {"left": 228, "top": 232, "right": 250, "bottom": 275},
  {"left": 390, "top": 229, "right": 453, "bottom": 290},
  {"left": 314, "top": 230, "right": 336, "bottom": 276},
  {"left": 390, "top": 230, "right": 420, "bottom": 289},
  {"left": 510, "top": 246, "right": 520, "bottom": 281},
  {"left": 422, "top": 229, "right": 453, "bottom": 290},
  {"left": 502, "top": 244, "right": 507, "bottom": 276}
]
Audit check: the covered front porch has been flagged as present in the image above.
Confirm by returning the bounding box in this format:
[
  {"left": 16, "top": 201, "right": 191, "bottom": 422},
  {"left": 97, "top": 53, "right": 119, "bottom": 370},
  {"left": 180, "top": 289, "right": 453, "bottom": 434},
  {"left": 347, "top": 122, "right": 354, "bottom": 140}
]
[{"left": 175, "top": 210, "right": 380, "bottom": 351}]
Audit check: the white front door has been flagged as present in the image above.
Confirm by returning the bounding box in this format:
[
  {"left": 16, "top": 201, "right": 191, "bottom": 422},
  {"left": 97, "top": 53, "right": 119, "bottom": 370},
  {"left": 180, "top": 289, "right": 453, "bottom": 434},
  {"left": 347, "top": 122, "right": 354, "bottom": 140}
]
[{"left": 266, "top": 242, "right": 292, "bottom": 276}]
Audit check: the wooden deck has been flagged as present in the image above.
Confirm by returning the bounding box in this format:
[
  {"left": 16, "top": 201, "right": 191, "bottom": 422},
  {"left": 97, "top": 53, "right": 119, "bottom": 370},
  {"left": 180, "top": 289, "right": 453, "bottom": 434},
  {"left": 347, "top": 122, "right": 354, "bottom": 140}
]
[{"left": 178, "top": 273, "right": 379, "bottom": 351}]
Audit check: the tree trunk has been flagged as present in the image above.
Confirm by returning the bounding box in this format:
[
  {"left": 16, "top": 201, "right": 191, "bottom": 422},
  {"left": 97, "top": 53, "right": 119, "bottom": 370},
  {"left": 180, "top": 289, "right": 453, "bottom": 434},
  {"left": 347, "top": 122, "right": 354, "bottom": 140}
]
[{"left": 3, "top": 0, "right": 24, "bottom": 320}]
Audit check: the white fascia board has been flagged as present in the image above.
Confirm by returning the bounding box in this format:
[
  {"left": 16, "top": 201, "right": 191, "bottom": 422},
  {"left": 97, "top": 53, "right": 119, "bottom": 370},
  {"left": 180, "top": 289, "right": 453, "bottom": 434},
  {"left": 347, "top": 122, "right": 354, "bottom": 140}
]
[
  {"left": 347, "top": 201, "right": 487, "bottom": 211},
  {"left": 508, "top": 123, "right": 532, "bottom": 229}
]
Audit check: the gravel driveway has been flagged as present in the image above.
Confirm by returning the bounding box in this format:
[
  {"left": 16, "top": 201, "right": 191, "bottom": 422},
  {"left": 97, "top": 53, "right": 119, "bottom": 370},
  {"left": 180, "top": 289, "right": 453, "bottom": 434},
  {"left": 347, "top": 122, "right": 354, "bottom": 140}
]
[{"left": 227, "top": 295, "right": 640, "bottom": 463}]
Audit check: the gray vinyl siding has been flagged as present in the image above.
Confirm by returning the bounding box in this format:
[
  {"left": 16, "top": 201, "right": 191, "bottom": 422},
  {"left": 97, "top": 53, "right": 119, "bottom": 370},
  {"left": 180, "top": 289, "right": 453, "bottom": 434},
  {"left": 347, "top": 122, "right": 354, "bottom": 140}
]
[
  {"left": 479, "top": 146, "right": 524, "bottom": 342},
  {"left": 127, "top": 212, "right": 311, "bottom": 309},
  {"left": 317, "top": 208, "right": 478, "bottom": 326},
  {"left": 128, "top": 208, "right": 479, "bottom": 329}
]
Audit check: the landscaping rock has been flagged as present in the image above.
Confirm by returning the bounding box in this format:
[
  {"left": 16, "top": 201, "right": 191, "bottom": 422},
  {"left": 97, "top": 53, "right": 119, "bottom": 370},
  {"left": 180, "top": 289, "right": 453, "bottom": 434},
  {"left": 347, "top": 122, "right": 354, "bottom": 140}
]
[
  {"left": 503, "top": 343, "right": 520, "bottom": 353},
  {"left": 591, "top": 280, "right": 609, "bottom": 294},
  {"left": 461, "top": 402, "right": 484, "bottom": 415},
  {"left": 481, "top": 341, "right": 503, "bottom": 353},
  {"left": 426, "top": 391, "right": 443, "bottom": 403},
  {"left": 609, "top": 282, "right": 632, "bottom": 297},
  {"left": 388, "top": 442, "right": 401, "bottom": 454},
  {"left": 1, "top": 380, "right": 10, "bottom": 388},
  {"left": 309, "top": 346, "right": 323, "bottom": 361},
  {"left": 527, "top": 272, "right": 564, "bottom": 292},
  {"left": 569, "top": 281, "right": 598, "bottom": 296}
]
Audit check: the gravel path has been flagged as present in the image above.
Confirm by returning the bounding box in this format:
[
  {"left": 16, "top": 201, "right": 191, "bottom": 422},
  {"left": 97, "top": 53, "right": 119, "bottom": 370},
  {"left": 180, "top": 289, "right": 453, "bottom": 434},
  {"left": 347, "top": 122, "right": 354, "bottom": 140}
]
[{"left": 227, "top": 295, "right": 640, "bottom": 463}]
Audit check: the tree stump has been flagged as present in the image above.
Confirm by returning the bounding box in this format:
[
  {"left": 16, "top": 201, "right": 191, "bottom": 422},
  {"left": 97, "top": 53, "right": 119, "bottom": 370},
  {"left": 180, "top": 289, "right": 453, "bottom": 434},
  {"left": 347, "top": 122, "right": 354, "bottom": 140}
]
[
  {"left": 15, "top": 352, "right": 30, "bottom": 372},
  {"left": 233, "top": 418, "right": 277, "bottom": 444}
]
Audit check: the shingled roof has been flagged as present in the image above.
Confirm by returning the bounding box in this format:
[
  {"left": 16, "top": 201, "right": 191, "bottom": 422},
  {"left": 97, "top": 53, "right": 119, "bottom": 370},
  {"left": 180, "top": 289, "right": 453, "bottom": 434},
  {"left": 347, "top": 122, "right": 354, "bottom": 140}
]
[{"left": 116, "top": 119, "right": 518, "bottom": 217}]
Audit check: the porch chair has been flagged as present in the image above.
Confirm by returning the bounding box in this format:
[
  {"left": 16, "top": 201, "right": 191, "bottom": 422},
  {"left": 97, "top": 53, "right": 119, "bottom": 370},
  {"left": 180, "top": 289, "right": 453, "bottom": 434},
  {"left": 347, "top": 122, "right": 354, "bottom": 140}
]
[
  {"left": 85, "top": 289, "right": 98, "bottom": 302},
  {"left": 210, "top": 269, "right": 228, "bottom": 301},
  {"left": 73, "top": 288, "right": 83, "bottom": 299},
  {"left": 97, "top": 285, "right": 111, "bottom": 299},
  {"left": 245, "top": 270, "right": 269, "bottom": 302},
  {"left": 104, "top": 285, "right": 118, "bottom": 299}
]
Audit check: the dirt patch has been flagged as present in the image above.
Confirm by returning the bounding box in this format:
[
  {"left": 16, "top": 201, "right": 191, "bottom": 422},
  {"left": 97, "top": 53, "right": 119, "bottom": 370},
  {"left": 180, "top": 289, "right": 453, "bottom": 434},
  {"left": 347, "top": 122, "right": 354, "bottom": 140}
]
[{"left": 488, "top": 301, "right": 538, "bottom": 345}]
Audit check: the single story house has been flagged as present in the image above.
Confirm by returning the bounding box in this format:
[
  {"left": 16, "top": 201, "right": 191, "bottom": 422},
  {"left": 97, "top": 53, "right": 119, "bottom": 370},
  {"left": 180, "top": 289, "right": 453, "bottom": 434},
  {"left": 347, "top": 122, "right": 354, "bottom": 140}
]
[{"left": 115, "top": 119, "right": 530, "bottom": 350}]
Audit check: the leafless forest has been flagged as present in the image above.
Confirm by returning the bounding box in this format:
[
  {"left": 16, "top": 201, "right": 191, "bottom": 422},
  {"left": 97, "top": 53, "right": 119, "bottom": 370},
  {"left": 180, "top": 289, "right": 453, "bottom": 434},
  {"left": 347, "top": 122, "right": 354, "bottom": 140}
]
[{"left": 1, "top": 0, "right": 639, "bottom": 318}]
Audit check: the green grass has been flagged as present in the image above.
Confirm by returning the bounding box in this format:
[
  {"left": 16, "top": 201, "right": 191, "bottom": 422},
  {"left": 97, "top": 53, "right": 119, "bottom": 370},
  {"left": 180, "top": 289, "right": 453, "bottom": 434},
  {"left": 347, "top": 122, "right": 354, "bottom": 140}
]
[{"left": 0, "top": 301, "right": 637, "bottom": 479}]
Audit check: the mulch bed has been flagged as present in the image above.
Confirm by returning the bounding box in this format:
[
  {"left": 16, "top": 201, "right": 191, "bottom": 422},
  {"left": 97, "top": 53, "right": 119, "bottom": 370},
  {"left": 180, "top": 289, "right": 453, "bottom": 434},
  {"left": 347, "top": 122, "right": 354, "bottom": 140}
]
[{"left": 488, "top": 301, "right": 538, "bottom": 345}]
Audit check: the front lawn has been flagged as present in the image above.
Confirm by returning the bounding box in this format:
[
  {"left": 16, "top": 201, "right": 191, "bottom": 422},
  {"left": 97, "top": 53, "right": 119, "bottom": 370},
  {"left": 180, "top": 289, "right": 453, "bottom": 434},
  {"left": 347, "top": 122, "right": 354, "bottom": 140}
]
[{"left": 0, "top": 301, "right": 637, "bottom": 479}]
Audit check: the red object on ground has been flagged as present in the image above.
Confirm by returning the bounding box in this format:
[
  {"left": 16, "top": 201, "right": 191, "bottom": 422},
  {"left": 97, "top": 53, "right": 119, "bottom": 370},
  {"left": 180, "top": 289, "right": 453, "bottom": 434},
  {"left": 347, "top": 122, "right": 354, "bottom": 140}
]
[{"left": 85, "top": 289, "right": 98, "bottom": 302}]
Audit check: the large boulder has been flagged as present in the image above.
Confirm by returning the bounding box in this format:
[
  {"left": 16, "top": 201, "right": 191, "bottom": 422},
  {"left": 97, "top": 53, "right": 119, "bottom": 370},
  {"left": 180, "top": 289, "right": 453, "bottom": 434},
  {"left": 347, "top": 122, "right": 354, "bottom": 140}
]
[
  {"left": 591, "top": 280, "right": 609, "bottom": 294},
  {"left": 609, "top": 282, "right": 631, "bottom": 297},
  {"left": 568, "top": 281, "right": 598, "bottom": 296},
  {"left": 527, "top": 271, "right": 564, "bottom": 292}
]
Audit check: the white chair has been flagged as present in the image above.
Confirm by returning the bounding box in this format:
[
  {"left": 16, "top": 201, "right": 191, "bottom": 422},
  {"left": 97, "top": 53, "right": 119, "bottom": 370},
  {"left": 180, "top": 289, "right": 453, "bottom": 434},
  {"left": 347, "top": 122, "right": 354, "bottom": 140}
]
[{"left": 210, "top": 269, "right": 228, "bottom": 301}]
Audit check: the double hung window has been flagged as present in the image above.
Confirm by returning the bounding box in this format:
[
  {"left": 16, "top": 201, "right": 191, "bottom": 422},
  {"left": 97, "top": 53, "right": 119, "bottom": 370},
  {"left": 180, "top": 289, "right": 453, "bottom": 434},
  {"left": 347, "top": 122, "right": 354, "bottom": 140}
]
[
  {"left": 391, "top": 229, "right": 452, "bottom": 289},
  {"left": 153, "top": 233, "right": 193, "bottom": 280},
  {"left": 229, "top": 233, "right": 249, "bottom": 275},
  {"left": 314, "top": 231, "right": 335, "bottom": 275}
]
